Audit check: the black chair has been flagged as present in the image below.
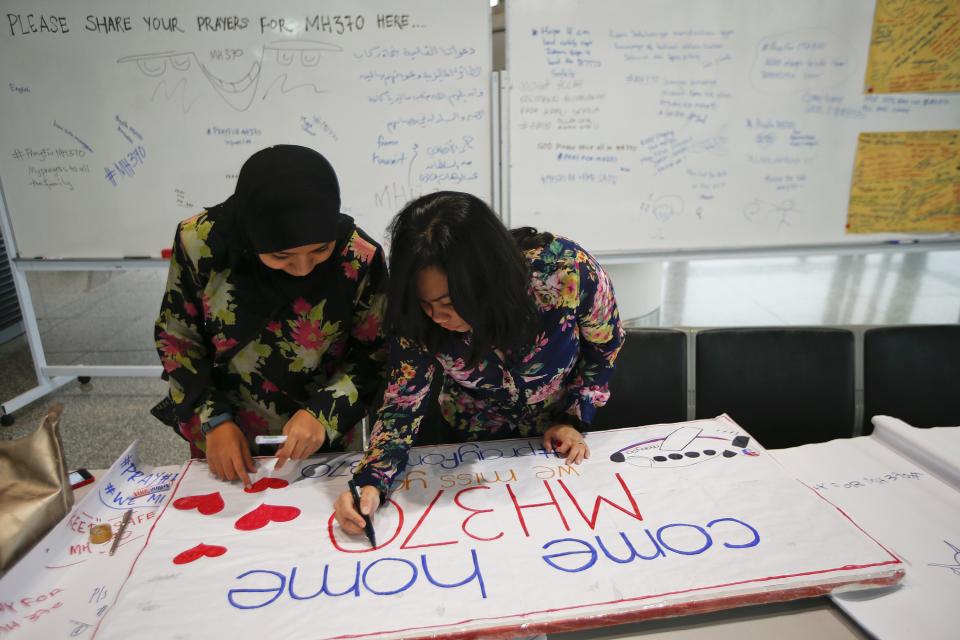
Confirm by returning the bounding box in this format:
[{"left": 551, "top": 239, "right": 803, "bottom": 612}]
[
  {"left": 863, "top": 325, "right": 960, "bottom": 432},
  {"left": 591, "top": 328, "right": 688, "bottom": 430},
  {"left": 694, "top": 328, "right": 855, "bottom": 449}
]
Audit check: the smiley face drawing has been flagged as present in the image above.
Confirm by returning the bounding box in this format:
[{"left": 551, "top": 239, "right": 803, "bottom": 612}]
[
  {"left": 117, "top": 40, "right": 343, "bottom": 113},
  {"left": 609, "top": 425, "right": 758, "bottom": 469}
]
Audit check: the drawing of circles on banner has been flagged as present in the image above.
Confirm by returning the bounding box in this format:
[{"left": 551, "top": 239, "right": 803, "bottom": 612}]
[{"left": 609, "top": 426, "right": 755, "bottom": 469}]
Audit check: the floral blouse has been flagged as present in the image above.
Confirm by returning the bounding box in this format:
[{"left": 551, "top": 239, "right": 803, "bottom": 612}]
[
  {"left": 155, "top": 212, "right": 387, "bottom": 457},
  {"left": 354, "top": 236, "right": 625, "bottom": 492}
]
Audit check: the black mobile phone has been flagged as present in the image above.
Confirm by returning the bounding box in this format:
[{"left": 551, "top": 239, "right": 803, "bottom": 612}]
[{"left": 68, "top": 468, "right": 95, "bottom": 489}]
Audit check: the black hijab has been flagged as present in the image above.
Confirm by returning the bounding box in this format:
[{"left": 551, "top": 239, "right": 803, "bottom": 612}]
[{"left": 205, "top": 145, "right": 356, "bottom": 317}]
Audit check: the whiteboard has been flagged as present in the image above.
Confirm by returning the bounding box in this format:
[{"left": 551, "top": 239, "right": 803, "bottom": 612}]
[
  {"left": 506, "top": 0, "right": 960, "bottom": 254},
  {"left": 0, "top": 0, "right": 491, "bottom": 258}
]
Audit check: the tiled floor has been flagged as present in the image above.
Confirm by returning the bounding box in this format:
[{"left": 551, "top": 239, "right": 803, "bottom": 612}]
[{"left": 2, "top": 249, "right": 958, "bottom": 469}]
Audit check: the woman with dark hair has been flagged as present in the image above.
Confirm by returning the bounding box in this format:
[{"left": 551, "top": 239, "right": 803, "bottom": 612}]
[
  {"left": 153, "top": 145, "right": 387, "bottom": 487},
  {"left": 334, "top": 191, "right": 624, "bottom": 532}
]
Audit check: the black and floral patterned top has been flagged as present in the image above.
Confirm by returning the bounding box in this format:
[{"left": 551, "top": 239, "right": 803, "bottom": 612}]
[
  {"left": 155, "top": 211, "right": 388, "bottom": 457},
  {"left": 354, "top": 236, "right": 625, "bottom": 492}
]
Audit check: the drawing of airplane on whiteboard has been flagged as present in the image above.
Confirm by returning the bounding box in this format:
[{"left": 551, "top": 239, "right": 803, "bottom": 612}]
[
  {"left": 117, "top": 40, "right": 342, "bottom": 113},
  {"left": 609, "top": 425, "right": 759, "bottom": 469}
]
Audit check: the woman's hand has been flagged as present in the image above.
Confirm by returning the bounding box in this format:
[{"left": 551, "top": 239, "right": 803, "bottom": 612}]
[
  {"left": 334, "top": 485, "right": 381, "bottom": 536},
  {"left": 206, "top": 421, "right": 256, "bottom": 488},
  {"left": 542, "top": 423, "right": 590, "bottom": 465},
  {"left": 275, "top": 409, "right": 327, "bottom": 470}
]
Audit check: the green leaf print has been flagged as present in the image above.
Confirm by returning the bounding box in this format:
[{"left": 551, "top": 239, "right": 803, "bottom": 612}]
[
  {"left": 325, "top": 373, "right": 359, "bottom": 404},
  {"left": 308, "top": 299, "right": 327, "bottom": 322},
  {"left": 206, "top": 271, "right": 237, "bottom": 325},
  {"left": 231, "top": 340, "right": 272, "bottom": 383},
  {"left": 181, "top": 218, "right": 213, "bottom": 262}
]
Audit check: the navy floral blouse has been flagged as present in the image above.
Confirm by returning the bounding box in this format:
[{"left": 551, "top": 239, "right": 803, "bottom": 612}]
[
  {"left": 354, "top": 236, "right": 625, "bottom": 492},
  {"left": 155, "top": 211, "right": 388, "bottom": 457}
]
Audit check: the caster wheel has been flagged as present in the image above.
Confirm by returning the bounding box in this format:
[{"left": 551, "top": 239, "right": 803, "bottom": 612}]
[
  {"left": 1, "top": 414, "right": 14, "bottom": 427},
  {"left": 78, "top": 376, "right": 92, "bottom": 385}
]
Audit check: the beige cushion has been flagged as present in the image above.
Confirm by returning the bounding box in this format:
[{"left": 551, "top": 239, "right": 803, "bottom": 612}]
[{"left": 0, "top": 404, "right": 73, "bottom": 574}]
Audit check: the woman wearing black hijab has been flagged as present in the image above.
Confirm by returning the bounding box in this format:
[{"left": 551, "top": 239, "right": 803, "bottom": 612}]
[{"left": 154, "top": 145, "right": 387, "bottom": 487}]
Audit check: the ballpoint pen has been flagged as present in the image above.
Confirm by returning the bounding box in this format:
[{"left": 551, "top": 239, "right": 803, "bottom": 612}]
[{"left": 109, "top": 508, "right": 133, "bottom": 556}]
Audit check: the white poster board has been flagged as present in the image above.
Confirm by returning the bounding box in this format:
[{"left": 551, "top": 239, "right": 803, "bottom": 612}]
[
  {"left": 0, "top": 441, "right": 181, "bottom": 638},
  {"left": 506, "top": 0, "right": 960, "bottom": 253},
  {"left": 57, "top": 417, "right": 902, "bottom": 639},
  {"left": 0, "top": 0, "right": 491, "bottom": 258},
  {"left": 773, "top": 422, "right": 960, "bottom": 640}
]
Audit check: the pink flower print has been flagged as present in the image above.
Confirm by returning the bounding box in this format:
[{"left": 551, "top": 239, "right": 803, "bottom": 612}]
[
  {"left": 292, "top": 318, "right": 326, "bottom": 350},
  {"left": 162, "top": 359, "right": 181, "bottom": 373},
  {"left": 384, "top": 381, "right": 404, "bottom": 399},
  {"left": 522, "top": 333, "right": 550, "bottom": 363},
  {"left": 350, "top": 235, "right": 378, "bottom": 265},
  {"left": 179, "top": 414, "right": 202, "bottom": 441},
  {"left": 354, "top": 312, "right": 381, "bottom": 342},
  {"left": 236, "top": 410, "right": 269, "bottom": 436},
  {"left": 580, "top": 385, "right": 611, "bottom": 406},
  {"left": 438, "top": 355, "right": 477, "bottom": 383},
  {"left": 292, "top": 297, "right": 312, "bottom": 316},
  {"left": 183, "top": 302, "right": 199, "bottom": 317},
  {"left": 527, "top": 374, "right": 566, "bottom": 405},
  {"left": 157, "top": 331, "right": 190, "bottom": 357},
  {"left": 342, "top": 261, "right": 359, "bottom": 280},
  {"left": 201, "top": 293, "right": 212, "bottom": 319},
  {"left": 267, "top": 321, "right": 282, "bottom": 335},
  {"left": 392, "top": 382, "right": 430, "bottom": 410},
  {"left": 261, "top": 379, "right": 279, "bottom": 393},
  {"left": 211, "top": 335, "right": 238, "bottom": 353}
]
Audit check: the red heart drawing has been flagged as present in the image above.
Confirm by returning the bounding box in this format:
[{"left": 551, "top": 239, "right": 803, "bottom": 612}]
[
  {"left": 172, "top": 543, "right": 227, "bottom": 565},
  {"left": 235, "top": 504, "right": 301, "bottom": 531},
  {"left": 244, "top": 477, "right": 290, "bottom": 494},
  {"left": 173, "top": 492, "right": 224, "bottom": 515}
]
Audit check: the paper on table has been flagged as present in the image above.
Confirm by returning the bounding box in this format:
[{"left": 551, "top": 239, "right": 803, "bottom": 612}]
[
  {"left": 97, "top": 417, "right": 900, "bottom": 640},
  {"left": 773, "top": 431, "right": 960, "bottom": 640},
  {"left": 0, "top": 440, "right": 183, "bottom": 639}
]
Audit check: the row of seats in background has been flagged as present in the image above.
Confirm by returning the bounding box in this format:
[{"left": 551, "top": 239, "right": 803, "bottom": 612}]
[
  {"left": 411, "top": 325, "right": 960, "bottom": 450},
  {"left": 416, "top": 324, "right": 960, "bottom": 449},
  {"left": 596, "top": 325, "right": 960, "bottom": 449}
]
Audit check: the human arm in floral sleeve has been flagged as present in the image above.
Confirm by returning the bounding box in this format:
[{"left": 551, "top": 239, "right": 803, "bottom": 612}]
[
  {"left": 352, "top": 336, "right": 437, "bottom": 494},
  {"left": 302, "top": 235, "right": 389, "bottom": 442},
  {"left": 555, "top": 250, "right": 625, "bottom": 427},
  {"left": 154, "top": 218, "right": 232, "bottom": 451}
]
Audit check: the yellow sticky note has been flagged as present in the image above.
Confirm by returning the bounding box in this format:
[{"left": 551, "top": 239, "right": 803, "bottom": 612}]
[
  {"left": 864, "top": 0, "right": 960, "bottom": 94},
  {"left": 847, "top": 130, "right": 960, "bottom": 233}
]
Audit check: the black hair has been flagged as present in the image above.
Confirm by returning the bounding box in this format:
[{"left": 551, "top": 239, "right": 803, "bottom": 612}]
[{"left": 386, "top": 191, "right": 544, "bottom": 365}]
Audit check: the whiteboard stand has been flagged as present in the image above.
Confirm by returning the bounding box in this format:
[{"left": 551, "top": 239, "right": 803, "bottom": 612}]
[
  {"left": 0, "top": 182, "right": 162, "bottom": 426},
  {"left": 497, "top": 70, "right": 510, "bottom": 224},
  {"left": 491, "top": 71, "right": 502, "bottom": 216}
]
